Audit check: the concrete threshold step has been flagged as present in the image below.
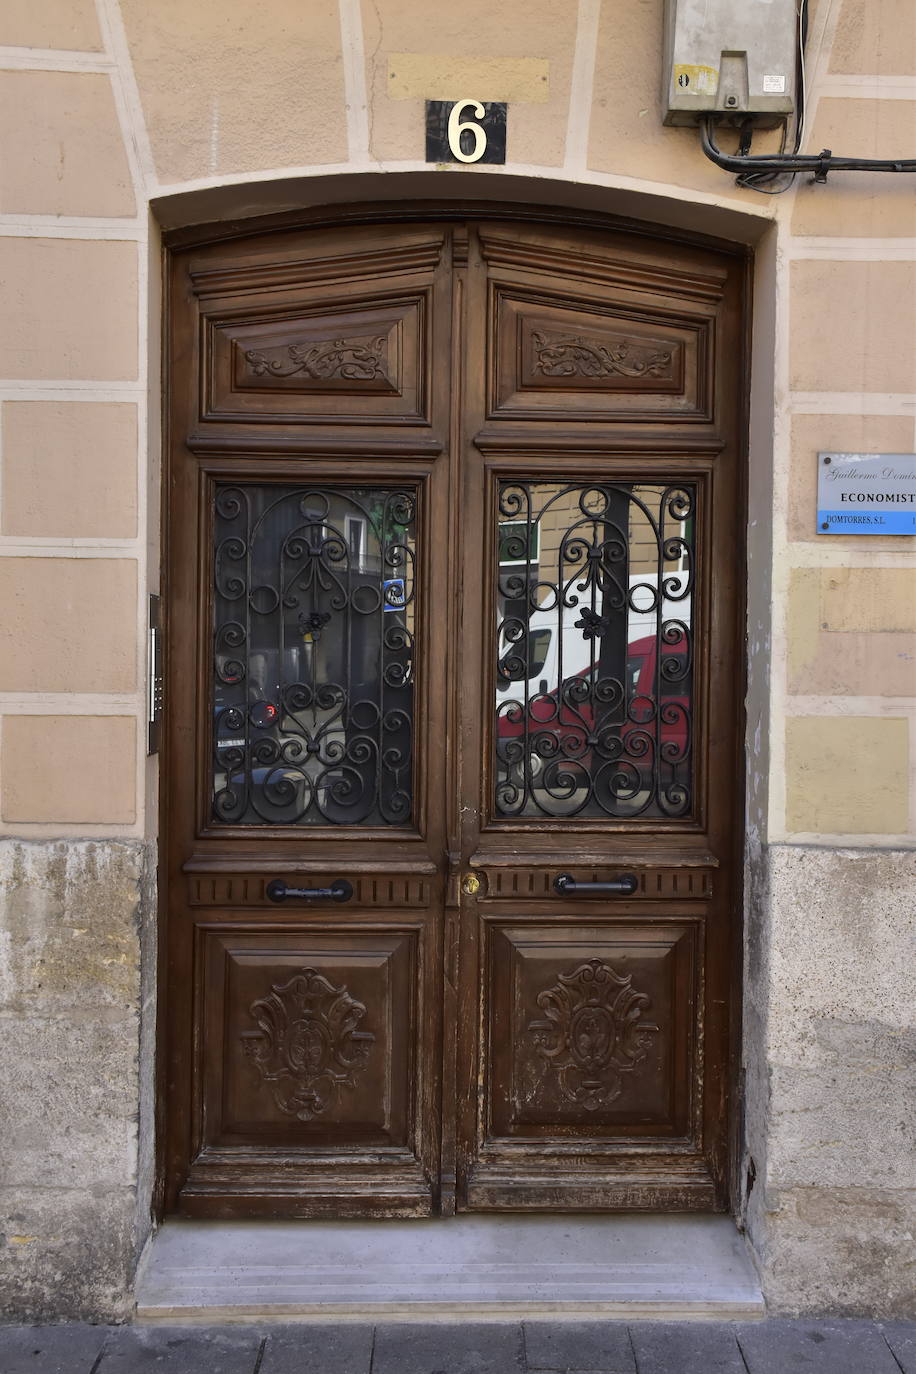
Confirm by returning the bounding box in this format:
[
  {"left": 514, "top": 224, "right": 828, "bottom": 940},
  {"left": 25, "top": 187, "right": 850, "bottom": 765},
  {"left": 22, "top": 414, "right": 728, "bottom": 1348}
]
[{"left": 135, "top": 1214, "right": 765, "bottom": 1322}]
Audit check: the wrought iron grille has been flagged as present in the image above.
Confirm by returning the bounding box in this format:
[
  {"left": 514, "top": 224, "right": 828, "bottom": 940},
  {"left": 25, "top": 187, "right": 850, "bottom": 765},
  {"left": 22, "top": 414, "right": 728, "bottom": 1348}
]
[
  {"left": 212, "top": 484, "right": 416, "bottom": 826},
  {"left": 494, "top": 480, "right": 694, "bottom": 820}
]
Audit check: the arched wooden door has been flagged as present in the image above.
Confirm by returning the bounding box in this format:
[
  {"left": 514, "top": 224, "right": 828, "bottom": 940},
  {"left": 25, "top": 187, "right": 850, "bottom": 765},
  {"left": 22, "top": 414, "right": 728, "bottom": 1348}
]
[{"left": 162, "top": 211, "right": 745, "bottom": 1217}]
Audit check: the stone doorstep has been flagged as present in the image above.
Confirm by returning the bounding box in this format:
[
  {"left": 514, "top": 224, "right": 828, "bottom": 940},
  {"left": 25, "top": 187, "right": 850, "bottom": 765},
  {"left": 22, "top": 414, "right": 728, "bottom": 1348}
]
[{"left": 134, "top": 1214, "right": 765, "bottom": 1323}]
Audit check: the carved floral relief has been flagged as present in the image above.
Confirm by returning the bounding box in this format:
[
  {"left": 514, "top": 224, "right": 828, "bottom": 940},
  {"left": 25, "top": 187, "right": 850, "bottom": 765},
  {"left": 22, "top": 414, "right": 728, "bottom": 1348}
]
[
  {"left": 527, "top": 957, "right": 658, "bottom": 1110},
  {"left": 242, "top": 967, "right": 376, "bottom": 1120},
  {"left": 243, "top": 335, "right": 387, "bottom": 383},
  {"left": 531, "top": 329, "right": 674, "bottom": 381}
]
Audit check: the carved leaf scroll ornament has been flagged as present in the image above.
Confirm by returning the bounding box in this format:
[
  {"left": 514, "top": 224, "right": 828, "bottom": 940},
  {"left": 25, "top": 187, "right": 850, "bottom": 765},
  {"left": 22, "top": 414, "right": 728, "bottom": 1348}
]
[
  {"left": 242, "top": 968, "right": 375, "bottom": 1121},
  {"left": 244, "top": 335, "right": 386, "bottom": 382},
  {"left": 532, "top": 330, "right": 673, "bottom": 381},
  {"left": 527, "top": 958, "right": 658, "bottom": 1110}
]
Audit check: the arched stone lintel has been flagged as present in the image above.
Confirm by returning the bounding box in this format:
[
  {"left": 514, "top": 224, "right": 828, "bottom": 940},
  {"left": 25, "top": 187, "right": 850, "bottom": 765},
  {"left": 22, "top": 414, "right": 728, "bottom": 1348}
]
[{"left": 151, "top": 166, "right": 775, "bottom": 250}]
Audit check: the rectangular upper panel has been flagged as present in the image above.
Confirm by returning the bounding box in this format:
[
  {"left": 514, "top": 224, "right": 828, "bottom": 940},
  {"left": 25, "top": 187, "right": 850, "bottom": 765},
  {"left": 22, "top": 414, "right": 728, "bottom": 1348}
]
[
  {"left": 203, "top": 291, "right": 429, "bottom": 425},
  {"left": 188, "top": 228, "right": 447, "bottom": 428},
  {"left": 481, "top": 228, "right": 725, "bottom": 423},
  {"left": 489, "top": 283, "right": 708, "bottom": 421}
]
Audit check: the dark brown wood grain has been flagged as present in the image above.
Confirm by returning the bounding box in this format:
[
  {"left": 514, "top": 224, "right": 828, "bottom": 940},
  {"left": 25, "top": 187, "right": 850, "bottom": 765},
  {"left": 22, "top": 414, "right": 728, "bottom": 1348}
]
[{"left": 161, "top": 208, "right": 746, "bottom": 1219}]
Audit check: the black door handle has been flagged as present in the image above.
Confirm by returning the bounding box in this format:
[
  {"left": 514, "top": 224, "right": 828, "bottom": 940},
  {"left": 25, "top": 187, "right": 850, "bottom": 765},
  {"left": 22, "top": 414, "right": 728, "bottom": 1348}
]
[
  {"left": 553, "top": 872, "right": 638, "bottom": 896},
  {"left": 266, "top": 878, "right": 354, "bottom": 903}
]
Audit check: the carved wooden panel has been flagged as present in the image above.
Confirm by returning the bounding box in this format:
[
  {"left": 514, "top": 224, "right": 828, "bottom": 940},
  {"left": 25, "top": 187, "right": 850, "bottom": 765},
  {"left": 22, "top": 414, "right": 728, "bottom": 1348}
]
[
  {"left": 202, "top": 292, "right": 429, "bottom": 424},
  {"left": 489, "top": 285, "right": 708, "bottom": 421},
  {"left": 189, "top": 236, "right": 445, "bottom": 300},
  {"left": 486, "top": 922, "right": 698, "bottom": 1139},
  {"left": 484, "top": 868, "right": 713, "bottom": 901},
  {"left": 478, "top": 230, "right": 729, "bottom": 305},
  {"left": 198, "top": 928, "right": 416, "bottom": 1149},
  {"left": 187, "top": 874, "right": 432, "bottom": 907}
]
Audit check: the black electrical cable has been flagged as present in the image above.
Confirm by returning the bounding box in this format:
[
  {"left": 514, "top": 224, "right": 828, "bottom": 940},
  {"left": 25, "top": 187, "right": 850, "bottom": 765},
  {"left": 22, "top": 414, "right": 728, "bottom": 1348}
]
[
  {"left": 700, "top": 0, "right": 916, "bottom": 191},
  {"left": 734, "top": 0, "right": 808, "bottom": 192},
  {"left": 701, "top": 119, "right": 916, "bottom": 178},
  {"left": 734, "top": 122, "right": 794, "bottom": 195}
]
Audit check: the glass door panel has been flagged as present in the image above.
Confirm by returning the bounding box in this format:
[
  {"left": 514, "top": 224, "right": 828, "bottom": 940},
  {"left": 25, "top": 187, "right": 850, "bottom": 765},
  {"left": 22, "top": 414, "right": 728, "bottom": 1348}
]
[
  {"left": 211, "top": 483, "right": 417, "bottom": 827},
  {"left": 494, "top": 480, "right": 694, "bottom": 820}
]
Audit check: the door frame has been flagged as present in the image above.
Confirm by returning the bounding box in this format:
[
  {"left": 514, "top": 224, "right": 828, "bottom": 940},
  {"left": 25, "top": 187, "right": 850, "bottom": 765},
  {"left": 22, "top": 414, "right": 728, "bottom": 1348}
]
[{"left": 154, "top": 197, "right": 751, "bottom": 1222}]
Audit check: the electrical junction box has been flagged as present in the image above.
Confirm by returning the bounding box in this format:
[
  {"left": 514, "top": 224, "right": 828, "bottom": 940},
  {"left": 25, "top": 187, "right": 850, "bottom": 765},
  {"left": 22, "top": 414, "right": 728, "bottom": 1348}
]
[{"left": 663, "top": 0, "right": 797, "bottom": 128}]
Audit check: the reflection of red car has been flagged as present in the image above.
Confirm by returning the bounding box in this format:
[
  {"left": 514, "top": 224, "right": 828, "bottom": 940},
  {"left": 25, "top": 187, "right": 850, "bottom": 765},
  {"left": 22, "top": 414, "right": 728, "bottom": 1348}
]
[{"left": 495, "top": 632, "right": 689, "bottom": 776}]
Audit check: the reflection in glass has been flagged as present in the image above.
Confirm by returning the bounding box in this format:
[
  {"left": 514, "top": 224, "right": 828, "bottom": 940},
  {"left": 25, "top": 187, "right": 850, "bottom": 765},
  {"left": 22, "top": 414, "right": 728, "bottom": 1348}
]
[
  {"left": 211, "top": 484, "right": 416, "bottom": 826},
  {"left": 495, "top": 480, "right": 694, "bottom": 820}
]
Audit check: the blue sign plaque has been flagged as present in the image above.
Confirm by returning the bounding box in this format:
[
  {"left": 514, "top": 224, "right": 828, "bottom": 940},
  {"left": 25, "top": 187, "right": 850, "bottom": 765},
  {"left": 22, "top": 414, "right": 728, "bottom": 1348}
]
[
  {"left": 383, "top": 577, "right": 406, "bottom": 609},
  {"left": 817, "top": 452, "right": 916, "bottom": 535}
]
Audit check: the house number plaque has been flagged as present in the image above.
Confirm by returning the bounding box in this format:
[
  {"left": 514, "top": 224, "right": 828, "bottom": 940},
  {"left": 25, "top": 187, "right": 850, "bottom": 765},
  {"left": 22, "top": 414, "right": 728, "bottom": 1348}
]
[{"left": 426, "top": 99, "right": 507, "bottom": 164}]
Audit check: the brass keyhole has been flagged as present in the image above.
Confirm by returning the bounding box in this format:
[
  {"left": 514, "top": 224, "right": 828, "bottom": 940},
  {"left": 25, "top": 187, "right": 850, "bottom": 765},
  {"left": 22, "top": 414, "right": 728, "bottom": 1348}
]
[{"left": 461, "top": 873, "right": 481, "bottom": 896}]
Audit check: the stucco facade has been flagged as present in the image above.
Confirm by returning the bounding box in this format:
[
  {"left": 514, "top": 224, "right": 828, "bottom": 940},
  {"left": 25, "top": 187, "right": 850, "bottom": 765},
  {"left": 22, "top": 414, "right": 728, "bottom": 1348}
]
[{"left": 0, "top": 0, "right": 914, "bottom": 1321}]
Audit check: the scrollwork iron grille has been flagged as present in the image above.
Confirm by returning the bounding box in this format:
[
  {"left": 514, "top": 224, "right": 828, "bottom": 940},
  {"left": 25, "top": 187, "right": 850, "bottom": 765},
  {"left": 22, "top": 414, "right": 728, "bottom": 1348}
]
[
  {"left": 212, "top": 484, "right": 416, "bottom": 826},
  {"left": 494, "top": 480, "right": 694, "bottom": 820}
]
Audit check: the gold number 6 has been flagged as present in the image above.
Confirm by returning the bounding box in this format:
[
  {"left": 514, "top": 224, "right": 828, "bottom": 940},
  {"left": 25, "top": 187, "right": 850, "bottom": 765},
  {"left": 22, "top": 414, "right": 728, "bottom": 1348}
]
[{"left": 447, "top": 99, "right": 487, "bottom": 163}]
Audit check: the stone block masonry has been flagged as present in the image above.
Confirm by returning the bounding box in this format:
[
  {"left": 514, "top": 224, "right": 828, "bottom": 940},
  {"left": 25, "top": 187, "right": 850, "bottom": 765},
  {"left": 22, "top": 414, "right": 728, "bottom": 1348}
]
[{"left": 0, "top": 840, "right": 155, "bottom": 1321}]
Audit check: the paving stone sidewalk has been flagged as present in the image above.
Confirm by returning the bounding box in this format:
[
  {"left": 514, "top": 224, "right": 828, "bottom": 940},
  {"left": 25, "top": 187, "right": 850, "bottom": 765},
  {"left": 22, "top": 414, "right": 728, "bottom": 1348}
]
[{"left": 0, "top": 1318, "right": 913, "bottom": 1374}]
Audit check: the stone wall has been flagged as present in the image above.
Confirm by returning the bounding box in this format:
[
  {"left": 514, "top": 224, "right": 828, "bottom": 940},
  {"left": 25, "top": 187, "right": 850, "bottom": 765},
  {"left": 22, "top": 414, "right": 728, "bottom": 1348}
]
[
  {"left": 0, "top": 841, "right": 154, "bottom": 1321},
  {"left": 743, "top": 846, "right": 915, "bottom": 1316}
]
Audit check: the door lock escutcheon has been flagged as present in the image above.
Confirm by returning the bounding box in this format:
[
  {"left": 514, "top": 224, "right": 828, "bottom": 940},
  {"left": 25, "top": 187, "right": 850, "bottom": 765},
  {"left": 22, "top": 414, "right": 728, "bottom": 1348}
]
[{"left": 461, "top": 873, "right": 482, "bottom": 896}]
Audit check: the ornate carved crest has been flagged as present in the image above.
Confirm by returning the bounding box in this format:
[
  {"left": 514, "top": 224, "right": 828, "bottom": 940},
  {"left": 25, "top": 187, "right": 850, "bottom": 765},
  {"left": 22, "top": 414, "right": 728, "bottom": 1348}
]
[
  {"left": 242, "top": 968, "right": 375, "bottom": 1120},
  {"left": 243, "top": 335, "right": 386, "bottom": 382},
  {"left": 532, "top": 330, "right": 673, "bottom": 381},
  {"left": 527, "top": 958, "right": 658, "bottom": 1110}
]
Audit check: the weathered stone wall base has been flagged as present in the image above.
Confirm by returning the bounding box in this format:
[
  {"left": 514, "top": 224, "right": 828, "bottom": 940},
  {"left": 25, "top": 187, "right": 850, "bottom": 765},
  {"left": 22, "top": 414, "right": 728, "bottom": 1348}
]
[
  {"left": 0, "top": 840, "right": 154, "bottom": 1321},
  {"left": 753, "top": 1186, "right": 915, "bottom": 1317},
  {"left": 0, "top": 1187, "right": 139, "bottom": 1322},
  {"left": 743, "top": 845, "right": 916, "bottom": 1317}
]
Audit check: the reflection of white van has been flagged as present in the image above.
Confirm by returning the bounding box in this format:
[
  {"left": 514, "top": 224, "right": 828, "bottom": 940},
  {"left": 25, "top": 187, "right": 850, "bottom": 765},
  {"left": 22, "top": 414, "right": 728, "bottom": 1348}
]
[
  {"left": 496, "top": 608, "right": 589, "bottom": 697},
  {"left": 496, "top": 573, "right": 691, "bottom": 700}
]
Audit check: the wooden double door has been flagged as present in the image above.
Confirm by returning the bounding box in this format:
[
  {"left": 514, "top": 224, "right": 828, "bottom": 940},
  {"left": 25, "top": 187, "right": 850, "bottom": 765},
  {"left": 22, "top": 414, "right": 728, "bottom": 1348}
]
[{"left": 163, "top": 209, "right": 745, "bottom": 1218}]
